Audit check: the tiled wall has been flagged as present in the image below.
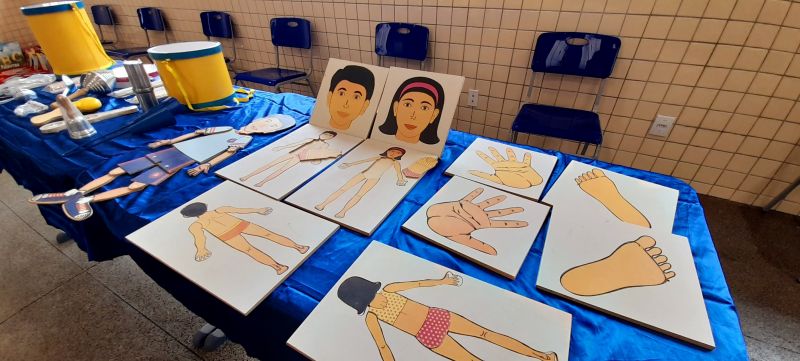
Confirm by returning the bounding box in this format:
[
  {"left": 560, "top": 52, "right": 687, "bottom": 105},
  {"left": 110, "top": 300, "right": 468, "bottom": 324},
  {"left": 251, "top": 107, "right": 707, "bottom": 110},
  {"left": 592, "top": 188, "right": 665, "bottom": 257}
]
[
  {"left": 6, "top": 0, "right": 800, "bottom": 215},
  {"left": 1, "top": 0, "right": 36, "bottom": 47}
]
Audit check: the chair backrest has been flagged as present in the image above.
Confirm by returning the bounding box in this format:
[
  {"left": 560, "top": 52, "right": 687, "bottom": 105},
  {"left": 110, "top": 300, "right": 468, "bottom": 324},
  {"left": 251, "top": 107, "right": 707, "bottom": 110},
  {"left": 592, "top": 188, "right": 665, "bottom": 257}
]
[
  {"left": 91, "top": 5, "right": 114, "bottom": 26},
  {"left": 270, "top": 18, "right": 311, "bottom": 49},
  {"left": 200, "top": 11, "right": 233, "bottom": 39},
  {"left": 531, "top": 32, "right": 620, "bottom": 79},
  {"left": 375, "top": 23, "right": 429, "bottom": 61},
  {"left": 137, "top": 7, "right": 166, "bottom": 31}
]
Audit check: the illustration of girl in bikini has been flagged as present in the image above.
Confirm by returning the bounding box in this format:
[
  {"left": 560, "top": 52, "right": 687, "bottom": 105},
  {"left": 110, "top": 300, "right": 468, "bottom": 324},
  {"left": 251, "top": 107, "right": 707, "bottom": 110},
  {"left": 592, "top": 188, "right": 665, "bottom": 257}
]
[
  {"left": 338, "top": 273, "right": 558, "bottom": 361},
  {"left": 182, "top": 203, "right": 309, "bottom": 275},
  {"left": 239, "top": 131, "right": 342, "bottom": 187},
  {"left": 315, "top": 147, "right": 407, "bottom": 218},
  {"left": 378, "top": 77, "right": 446, "bottom": 146}
]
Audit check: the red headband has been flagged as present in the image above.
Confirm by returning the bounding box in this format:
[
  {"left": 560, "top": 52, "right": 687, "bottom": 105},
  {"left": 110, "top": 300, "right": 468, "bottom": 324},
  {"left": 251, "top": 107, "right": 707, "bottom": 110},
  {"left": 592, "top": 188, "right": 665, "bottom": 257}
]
[{"left": 400, "top": 82, "right": 439, "bottom": 104}]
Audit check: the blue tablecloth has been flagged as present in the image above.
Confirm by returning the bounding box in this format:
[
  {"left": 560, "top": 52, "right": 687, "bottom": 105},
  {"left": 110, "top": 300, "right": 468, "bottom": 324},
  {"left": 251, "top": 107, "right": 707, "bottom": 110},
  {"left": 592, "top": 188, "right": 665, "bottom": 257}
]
[{"left": 0, "top": 90, "right": 746, "bottom": 360}]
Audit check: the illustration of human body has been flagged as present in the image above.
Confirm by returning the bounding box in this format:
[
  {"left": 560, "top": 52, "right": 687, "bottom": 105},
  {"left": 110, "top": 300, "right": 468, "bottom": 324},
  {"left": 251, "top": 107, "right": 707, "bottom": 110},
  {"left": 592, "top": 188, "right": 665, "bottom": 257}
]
[
  {"left": 575, "top": 169, "right": 651, "bottom": 228},
  {"left": 239, "top": 131, "right": 342, "bottom": 186},
  {"left": 338, "top": 273, "right": 557, "bottom": 361},
  {"left": 30, "top": 117, "right": 290, "bottom": 222},
  {"left": 326, "top": 65, "right": 376, "bottom": 130},
  {"left": 378, "top": 77, "right": 446, "bottom": 146},
  {"left": 470, "top": 147, "right": 543, "bottom": 189},
  {"left": 181, "top": 202, "right": 309, "bottom": 275},
  {"left": 560, "top": 236, "right": 675, "bottom": 296},
  {"left": 315, "top": 147, "right": 407, "bottom": 218},
  {"left": 426, "top": 188, "right": 528, "bottom": 255}
]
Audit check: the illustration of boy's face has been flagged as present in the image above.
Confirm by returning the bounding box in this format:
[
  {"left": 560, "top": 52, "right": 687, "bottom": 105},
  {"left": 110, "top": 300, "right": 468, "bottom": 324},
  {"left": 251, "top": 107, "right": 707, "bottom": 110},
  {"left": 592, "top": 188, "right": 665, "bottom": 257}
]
[
  {"left": 328, "top": 80, "right": 370, "bottom": 130},
  {"left": 392, "top": 92, "right": 440, "bottom": 143}
]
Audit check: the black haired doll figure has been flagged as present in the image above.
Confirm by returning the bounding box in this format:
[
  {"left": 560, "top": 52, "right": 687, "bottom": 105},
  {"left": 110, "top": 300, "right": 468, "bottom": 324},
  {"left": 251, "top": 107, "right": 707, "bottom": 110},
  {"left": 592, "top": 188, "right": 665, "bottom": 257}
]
[
  {"left": 336, "top": 273, "right": 558, "bottom": 361},
  {"left": 240, "top": 131, "right": 342, "bottom": 187},
  {"left": 378, "top": 77, "right": 445, "bottom": 145}
]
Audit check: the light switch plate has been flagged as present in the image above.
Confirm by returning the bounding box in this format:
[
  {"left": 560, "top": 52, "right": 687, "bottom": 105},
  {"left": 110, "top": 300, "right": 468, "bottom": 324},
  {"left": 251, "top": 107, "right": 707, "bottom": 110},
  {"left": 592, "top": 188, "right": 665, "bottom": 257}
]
[
  {"left": 649, "top": 115, "right": 676, "bottom": 137},
  {"left": 468, "top": 89, "right": 479, "bottom": 106}
]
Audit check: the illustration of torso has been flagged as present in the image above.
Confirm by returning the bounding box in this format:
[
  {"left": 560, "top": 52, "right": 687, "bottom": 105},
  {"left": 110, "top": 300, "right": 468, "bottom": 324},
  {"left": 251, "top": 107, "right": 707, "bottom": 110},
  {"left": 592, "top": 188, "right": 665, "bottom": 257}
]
[
  {"left": 360, "top": 157, "right": 395, "bottom": 179},
  {"left": 197, "top": 211, "right": 245, "bottom": 238},
  {"left": 370, "top": 292, "right": 428, "bottom": 335},
  {"left": 291, "top": 139, "right": 338, "bottom": 159},
  {"left": 173, "top": 130, "right": 253, "bottom": 163}
]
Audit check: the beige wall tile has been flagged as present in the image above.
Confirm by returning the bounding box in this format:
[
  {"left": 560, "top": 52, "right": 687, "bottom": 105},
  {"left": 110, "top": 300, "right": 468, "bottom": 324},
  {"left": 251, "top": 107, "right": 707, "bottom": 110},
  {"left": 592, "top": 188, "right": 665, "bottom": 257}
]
[
  {"left": 757, "top": 0, "right": 790, "bottom": 25},
  {"left": 731, "top": 0, "right": 766, "bottom": 21}
]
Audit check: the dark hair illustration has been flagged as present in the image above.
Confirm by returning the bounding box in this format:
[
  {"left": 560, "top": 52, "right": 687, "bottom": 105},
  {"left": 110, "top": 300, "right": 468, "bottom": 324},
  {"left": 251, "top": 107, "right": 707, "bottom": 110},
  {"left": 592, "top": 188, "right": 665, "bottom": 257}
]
[
  {"left": 181, "top": 202, "right": 208, "bottom": 218},
  {"left": 378, "top": 77, "right": 445, "bottom": 145},
  {"left": 329, "top": 65, "right": 376, "bottom": 100},
  {"left": 319, "top": 130, "right": 338, "bottom": 139},
  {"left": 338, "top": 276, "right": 382, "bottom": 315},
  {"left": 380, "top": 146, "right": 406, "bottom": 160}
]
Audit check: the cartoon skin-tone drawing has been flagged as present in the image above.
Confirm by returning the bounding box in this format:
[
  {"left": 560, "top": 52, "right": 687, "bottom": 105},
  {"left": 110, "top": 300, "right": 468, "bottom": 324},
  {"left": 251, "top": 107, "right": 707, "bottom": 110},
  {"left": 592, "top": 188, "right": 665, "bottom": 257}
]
[
  {"left": 327, "top": 65, "right": 376, "bottom": 130},
  {"left": 402, "top": 156, "right": 438, "bottom": 179},
  {"left": 470, "top": 147, "right": 543, "bottom": 189},
  {"left": 239, "top": 131, "right": 342, "bottom": 187},
  {"left": 181, "top": 202, "right": 309, "bottom": 275},
  {"left": 560, "top": 236, "right": 675, "bottom": 296},
  {"left": 338, "top": 272, "right": 558, "bottom": 361},
  {"left": 315, "top": 147, "right": 408, "bottom": 218},
  {"left": 29, "top": 117, "right": 287, "bottom": 222},
  {"left": 575, "top": 169, "right": 651, "bottom": 228},
  {"left": 378, "top": 77, "right": 445, "bottom": 145},
  {"left": 426, "top": 187, "right": 528, "bottom": 256}
]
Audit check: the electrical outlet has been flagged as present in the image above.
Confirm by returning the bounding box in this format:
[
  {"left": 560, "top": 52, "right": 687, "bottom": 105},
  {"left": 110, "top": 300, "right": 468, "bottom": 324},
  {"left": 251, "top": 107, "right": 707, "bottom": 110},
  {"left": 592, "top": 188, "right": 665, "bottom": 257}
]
[
  {"left": 468, "top": 89, "right": 479, "bottom": 106},
  {"left": 649, "top": 115, "right": 676, "bottom": 137}
]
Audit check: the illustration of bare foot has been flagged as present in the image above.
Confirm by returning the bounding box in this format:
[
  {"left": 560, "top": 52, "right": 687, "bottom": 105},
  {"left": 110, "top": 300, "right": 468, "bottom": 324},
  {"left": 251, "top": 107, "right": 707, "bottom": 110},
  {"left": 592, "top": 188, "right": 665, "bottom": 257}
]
[
  {"left": 275, "top": 264, "right": 289, "bottom": 275},
  {"left": 296, "top": 245, "right": 309, "bottom": 254},
  {"left": 575, "top": 169, "right": 651, "bottom": 228},
  {"left": 560, "top": 236, "right": 675, "bottom": 296},
  {"left": 335, "top": 211, "right": 346, "bottom": 218},
  {"left": 543, "top": 352, "right": 558, "bottom": 361},
  {"left": 314, "top": 204, "right": 325, "bottom": 211}
]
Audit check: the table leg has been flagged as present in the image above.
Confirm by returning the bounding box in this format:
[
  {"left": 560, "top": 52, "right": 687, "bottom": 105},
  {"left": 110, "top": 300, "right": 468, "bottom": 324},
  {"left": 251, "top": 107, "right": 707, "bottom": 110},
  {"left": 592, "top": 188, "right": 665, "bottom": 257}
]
[{"left": 192, "top": 323, "right": 227, "bottom": 352}]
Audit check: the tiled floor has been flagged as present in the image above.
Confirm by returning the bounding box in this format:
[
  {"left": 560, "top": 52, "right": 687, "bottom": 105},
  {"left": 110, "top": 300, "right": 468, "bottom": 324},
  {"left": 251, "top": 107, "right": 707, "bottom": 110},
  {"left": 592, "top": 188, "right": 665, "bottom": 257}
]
[{"left": 0, "top": 170, "right": 797, "bottom": 360}]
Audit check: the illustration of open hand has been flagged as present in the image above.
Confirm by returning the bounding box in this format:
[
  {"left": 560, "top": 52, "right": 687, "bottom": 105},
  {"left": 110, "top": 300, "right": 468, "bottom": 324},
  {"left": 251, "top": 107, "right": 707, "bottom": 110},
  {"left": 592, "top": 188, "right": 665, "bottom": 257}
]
[
  {"left": 195, "top": 248, "right": 212, "bottom": 262},
  {"left": 470, "top": 147, "right": 543, "bottom": 189},
  {"left": 426, "top": 187, "right": 528, "bottom": 255},
  {"left": 187, "top": 163, "right": 211, "bottom": 176},
  {"left": 257, "top": 207, "right": 273, "bottom": 215},
  {"left": 440, "top": 271, "right": 463, "bottom": 286}
]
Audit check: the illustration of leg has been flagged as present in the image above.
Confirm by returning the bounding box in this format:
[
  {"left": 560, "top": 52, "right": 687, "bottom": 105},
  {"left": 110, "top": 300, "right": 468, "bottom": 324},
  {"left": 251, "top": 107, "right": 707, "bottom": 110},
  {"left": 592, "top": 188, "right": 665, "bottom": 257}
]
[
  {"left": 30, "top": 167, "right": 127, "bottom": 204},
  {"left": 335, "top": 178, "right": 378, "bottom": 218},
  {"left": 575, "top": 169, "right": 651, "bottom": 228},
  {"left": 430, "top": 335, "right": 481, "bottom": 361},
  {"left": 224, "top": 235, "right": 288, "bottom": 274},
  {"left": 315, "top": 175, "right": 364, "bottom": 211},
  {"left": 448, "top": 312, "right": 553, "bottom": 360},
  {"left": 242, "top": 223, "right": 309, "bottom": 254},
  {"left": 560, "top": 236, "right": 676, "bottom": 296},
  {"left": 239, "top": 155, "right": 293, "bottom": 182},
  {"left": 254, "top": 157, "right": 301, "bottom": 187}
]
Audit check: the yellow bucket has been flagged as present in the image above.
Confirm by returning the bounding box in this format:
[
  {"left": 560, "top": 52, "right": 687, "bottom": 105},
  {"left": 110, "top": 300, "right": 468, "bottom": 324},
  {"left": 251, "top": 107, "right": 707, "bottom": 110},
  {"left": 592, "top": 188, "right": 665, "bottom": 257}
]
[
  {"left": 148, "top": 41, "right": 244, "bottom": 111},
  {"left": 21, "top": 1, "right": 114, "bottom": 75}
]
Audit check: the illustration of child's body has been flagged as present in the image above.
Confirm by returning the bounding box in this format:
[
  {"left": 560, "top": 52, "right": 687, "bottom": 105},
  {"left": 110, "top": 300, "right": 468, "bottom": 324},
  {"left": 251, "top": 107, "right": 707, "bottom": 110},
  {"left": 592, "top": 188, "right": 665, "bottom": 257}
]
[
  {"left": 182, "top": 203, "right": 309, "bottom": 275},
  {"left": 315, "top": 147, "right": 407, "bottom": 218},
  {"left": 338, "top": 273, "right": 558, "bottom": 361},
  {"left": 239, "top": 131, "right": 341, "bottom": 186}
]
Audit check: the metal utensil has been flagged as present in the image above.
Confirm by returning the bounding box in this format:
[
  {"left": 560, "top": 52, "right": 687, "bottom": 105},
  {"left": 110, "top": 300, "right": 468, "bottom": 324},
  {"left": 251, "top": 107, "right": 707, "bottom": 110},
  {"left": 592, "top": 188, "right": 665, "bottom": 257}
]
[{"left": 50, "top": 71, "right": 115, "bottom": 109}]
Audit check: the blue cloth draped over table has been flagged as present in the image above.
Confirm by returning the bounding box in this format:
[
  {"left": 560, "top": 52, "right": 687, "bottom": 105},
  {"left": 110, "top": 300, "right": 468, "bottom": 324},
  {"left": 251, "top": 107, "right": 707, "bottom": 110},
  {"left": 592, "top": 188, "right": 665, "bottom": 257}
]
[{"left": 0, "top": 90, "right": 746, "bottom": 360}]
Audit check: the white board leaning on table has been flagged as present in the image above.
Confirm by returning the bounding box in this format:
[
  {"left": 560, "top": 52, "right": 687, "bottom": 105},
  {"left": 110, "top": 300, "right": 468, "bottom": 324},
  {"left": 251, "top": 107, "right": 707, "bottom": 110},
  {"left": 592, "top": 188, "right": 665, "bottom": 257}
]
[
  {"left": 445, "top": 138, "right": 558, "bottom": 200},
  {"left": 402, "top": 176, "right": 551, "bottom": 279},
  {"left": 125, "top": 181, "right": 339, "bottom": 315},
  {"left": 288, "top": 241, "right": 572, "bottom": 361},
  {"left": 216, "top": 59, "right": 390, "bottom": 199}
]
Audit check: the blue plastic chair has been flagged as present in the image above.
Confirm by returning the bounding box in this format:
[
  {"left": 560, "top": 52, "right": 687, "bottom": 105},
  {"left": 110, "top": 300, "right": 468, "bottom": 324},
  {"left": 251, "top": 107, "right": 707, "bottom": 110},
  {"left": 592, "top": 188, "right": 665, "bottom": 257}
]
[
  {"left": 200, "top": 11, "right": 236, "bottom": 67},
  {"left": 234, "top": 18, "right": 314, "bottom": 94},
  {"left": 90, "top": 5, "right": 116, "bottom": 47},
  {"left": 512, "top": 32, "right": 621, "bottom": 158},
  {"left": 375, "top": 22, "right": 429, "bottom": 67},
  {"left": 105, "top": 7, "right": 168, "bottom": 60}
]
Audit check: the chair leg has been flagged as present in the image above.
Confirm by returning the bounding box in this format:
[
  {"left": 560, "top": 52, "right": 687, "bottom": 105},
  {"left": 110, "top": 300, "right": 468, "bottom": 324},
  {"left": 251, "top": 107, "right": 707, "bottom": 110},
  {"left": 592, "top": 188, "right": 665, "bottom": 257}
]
[
  {"left": 593, "top": 143, "right": 601, "bottom": 159},
  {"left": 512, "top": 131, "right": 518, "bottom": 143},
  {"left": 305, "top": 77, "right": 315, "bottom": 95},
  {"left": 275, "top": 84, "right": 283, "bottom": 93},
  {"left": 580, "top": 142, "right": 589, "bottom": 156}
]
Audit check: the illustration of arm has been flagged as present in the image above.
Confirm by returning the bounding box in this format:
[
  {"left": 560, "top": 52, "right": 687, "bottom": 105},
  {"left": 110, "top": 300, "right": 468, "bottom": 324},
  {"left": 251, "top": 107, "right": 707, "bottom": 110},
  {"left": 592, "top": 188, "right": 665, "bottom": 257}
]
[
  {"left": 273, "top": 138, "right": 313, "bottom": 151},
  {"left": 383, "top": 272, "right": 462, "bottom": 292},
  {"left": 216, "top": 206, "right": 272, "bottom": 215},
  {"left": 365, "top": 312, "right": 395, "bottom": 361},
  {"left": 339, "top": 156, "right": 380, "bottom": 168},
  {"left": 393, "top": 161, "right": 407, "bottom": 186},
  {"left": 148, "top": 127, "right": 231, "bottom": 149},
  {"left": 189, "top": 222, "right": 211, "bottom": 261},
  {"left": 187, "top": 146, "right": 240, "bottom": 176}
]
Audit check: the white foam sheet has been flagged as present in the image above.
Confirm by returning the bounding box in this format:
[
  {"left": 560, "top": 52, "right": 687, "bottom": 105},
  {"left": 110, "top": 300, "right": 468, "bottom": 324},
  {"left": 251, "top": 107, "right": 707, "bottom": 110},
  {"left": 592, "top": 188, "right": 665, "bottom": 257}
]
[
  {"left": 541, "top": 160, "right": 679, "bottom": 232},
  {"left": 126, "top": 181, "right": 339, "bottom": 315},
  {"left": 288, "top": 241, "right": 572, "bottom": 360},
  {"left": 444, "top": 138, "right": 558, "bottom": 200},
  {"left": 286, "top": 139, "right": 434, "bottom": 235},
  {"left": 216, "top": 124, "right": 363, "bottom": 200},
  {"left": 536, "top": 206, "right": 714, "bottom": 349},
  {"left": 402, "top": 177, "right": 551, "bottom": 279}
]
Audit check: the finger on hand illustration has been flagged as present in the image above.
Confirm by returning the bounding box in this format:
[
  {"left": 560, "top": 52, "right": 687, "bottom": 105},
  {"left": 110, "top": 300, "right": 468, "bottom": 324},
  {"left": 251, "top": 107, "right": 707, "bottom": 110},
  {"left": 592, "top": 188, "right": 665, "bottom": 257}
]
[
  {"left": 575, "top": 168, "right": 651, "bottom": 228},
  {"left": 470, "top": 147, "right": 543, "bottom": 189}
]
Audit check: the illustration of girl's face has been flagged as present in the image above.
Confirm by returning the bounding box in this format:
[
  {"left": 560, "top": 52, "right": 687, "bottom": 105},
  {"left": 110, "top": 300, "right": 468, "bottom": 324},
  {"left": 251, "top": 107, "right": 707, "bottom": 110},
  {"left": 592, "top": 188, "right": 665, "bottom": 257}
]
[
  {"left": 386, "top": 149, "right": 404, "bottom": 159},
  {"left": 392, "top": 91, "right": 440, "bottom": 143},
  {"left": 368, "top": 293, "right": 387, "bottom": 309}
]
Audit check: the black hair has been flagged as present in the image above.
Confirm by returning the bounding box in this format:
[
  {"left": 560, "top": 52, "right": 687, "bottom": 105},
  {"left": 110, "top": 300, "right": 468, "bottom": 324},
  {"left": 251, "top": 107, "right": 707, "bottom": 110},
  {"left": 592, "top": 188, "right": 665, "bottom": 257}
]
[
  {"left": 180, "top": 202, "right": 207, "bottom": 218},
  {"left": 378, "top": 77, "right": 445, "bottom": 145},
  {"left": 319, "top": 130, "right": 338, "bottom": 138},
  {"left": 337, "top": 276, "right": 381, "bottom": 315},
  {"left": 379, "top": 146, "right": 406, "bottom": 160},
  {"left": 328, "top": 65, "right": 376, "bottom": 100}
]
